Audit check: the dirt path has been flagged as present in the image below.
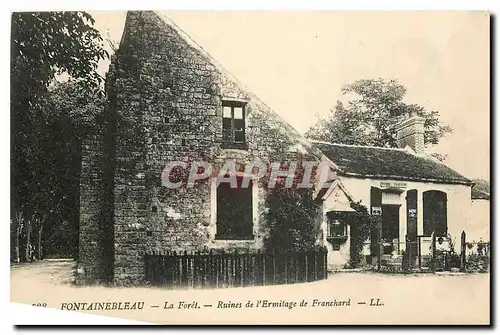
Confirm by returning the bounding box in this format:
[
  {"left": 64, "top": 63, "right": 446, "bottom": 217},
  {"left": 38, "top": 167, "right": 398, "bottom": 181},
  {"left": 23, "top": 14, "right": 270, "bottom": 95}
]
[
  {"left": 11, "top": 259, "right": 75, "bottom": 286},
  {"left": 11, "top": 260, "right": 490, "bottom": 325}
]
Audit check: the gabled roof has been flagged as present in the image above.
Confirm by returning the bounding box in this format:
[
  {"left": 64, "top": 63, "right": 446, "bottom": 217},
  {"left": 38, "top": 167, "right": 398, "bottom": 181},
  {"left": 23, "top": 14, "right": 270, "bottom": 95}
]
[
  {"left": 151, "top": 11, "right": 325, "bottom": 161},
  {"left": 310, "top": 140, "right": 472, "bottom": 185},
  {"left": 322, "top": 179, "right": 356, "bottom": 213}
]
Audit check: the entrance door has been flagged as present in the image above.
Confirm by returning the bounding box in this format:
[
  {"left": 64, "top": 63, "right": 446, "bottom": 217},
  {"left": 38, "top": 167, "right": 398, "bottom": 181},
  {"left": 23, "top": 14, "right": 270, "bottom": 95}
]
[{"left": 381, "top": 205, "right": 400, "bottom": 254}]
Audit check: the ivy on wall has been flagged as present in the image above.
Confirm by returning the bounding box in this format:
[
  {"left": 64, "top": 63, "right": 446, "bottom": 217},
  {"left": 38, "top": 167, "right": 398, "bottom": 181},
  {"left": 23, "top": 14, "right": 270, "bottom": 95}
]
[{"left": 263, "top": 160, "right": 321, "bottom": 253}]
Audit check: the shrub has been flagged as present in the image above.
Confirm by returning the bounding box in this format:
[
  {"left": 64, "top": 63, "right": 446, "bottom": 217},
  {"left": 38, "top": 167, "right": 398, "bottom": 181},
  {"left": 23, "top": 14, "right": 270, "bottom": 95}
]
[
  {"left": 348, "top": 202, "right": 377, "bottom": 267},
  {"left": 264, "top": 186, "right": 320, "bottom": 253}
]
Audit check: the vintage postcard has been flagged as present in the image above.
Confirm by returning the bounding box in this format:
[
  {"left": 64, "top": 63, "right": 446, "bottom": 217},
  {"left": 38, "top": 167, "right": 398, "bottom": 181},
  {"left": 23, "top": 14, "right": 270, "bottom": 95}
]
[{"left": 10, "top": 10, "right": 490, "bottom": 325}]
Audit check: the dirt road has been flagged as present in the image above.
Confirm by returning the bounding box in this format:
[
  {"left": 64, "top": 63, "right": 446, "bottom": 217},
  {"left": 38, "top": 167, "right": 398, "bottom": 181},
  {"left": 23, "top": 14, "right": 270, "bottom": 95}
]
[{"left": 11, "top": 259, "right": 490, "bottom": 325}]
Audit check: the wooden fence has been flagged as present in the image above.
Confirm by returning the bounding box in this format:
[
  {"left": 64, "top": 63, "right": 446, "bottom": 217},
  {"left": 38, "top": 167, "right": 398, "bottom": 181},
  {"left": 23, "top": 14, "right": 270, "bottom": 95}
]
[
  {"left": 460, "top": 231, "right": 490, "bottom": 273},
  {"left": 144, "top": 248, "right": 328, "bottom": 288},
  {"left": 376, "top": 230, "right": 490, "bottom": 273}
]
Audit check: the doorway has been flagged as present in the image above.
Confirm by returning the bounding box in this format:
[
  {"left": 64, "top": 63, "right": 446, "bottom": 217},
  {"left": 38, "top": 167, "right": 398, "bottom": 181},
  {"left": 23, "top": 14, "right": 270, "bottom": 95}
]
[{"left": 381, "top": 205, "right": 400, "bottom": 254}]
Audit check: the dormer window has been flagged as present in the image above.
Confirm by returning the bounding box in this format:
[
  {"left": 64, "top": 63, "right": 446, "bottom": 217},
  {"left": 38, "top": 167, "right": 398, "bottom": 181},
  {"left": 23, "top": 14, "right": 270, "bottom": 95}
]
[{"left": 222, "top": 101, "right": 247, "bottom": 149}]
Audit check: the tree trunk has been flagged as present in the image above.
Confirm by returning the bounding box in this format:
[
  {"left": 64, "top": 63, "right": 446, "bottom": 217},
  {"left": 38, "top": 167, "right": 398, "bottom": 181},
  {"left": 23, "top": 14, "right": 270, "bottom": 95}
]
[
  {"left": 37, "top": 223, "right": 44, "bottom": 261},
  {"left": 14, "top": 213, "right": 22, "bottom": 263},
  {"left": 15, "top": 224, "right": 21, "bottom": 263},
  {"left": 25, "top": 221, "right": 32, "bottom": 262}
]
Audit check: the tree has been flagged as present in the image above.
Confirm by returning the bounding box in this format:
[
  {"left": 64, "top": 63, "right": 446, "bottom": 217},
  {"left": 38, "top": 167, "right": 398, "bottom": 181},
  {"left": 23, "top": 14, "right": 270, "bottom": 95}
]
[
  {"left": 263, "top": 162, "right": 321, "bottom": 253},
  {"left": 11, "top": 12, "right": 108, "bottom": 262},
  {"left": 306, "top": 79, "right": 453, "bottom": 149},
  {"left": 264, "top": 187, "right": 320, "bottom": 253}
]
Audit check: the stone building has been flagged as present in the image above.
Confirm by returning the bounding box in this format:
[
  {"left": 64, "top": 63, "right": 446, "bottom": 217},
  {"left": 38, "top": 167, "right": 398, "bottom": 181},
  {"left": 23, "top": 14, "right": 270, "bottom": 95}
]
[
  {"left": 77, "top": 11, "right": 481, "bottom": 281},
  {"left": 77, "top": 11, "right": 330, "bottom": 285}
]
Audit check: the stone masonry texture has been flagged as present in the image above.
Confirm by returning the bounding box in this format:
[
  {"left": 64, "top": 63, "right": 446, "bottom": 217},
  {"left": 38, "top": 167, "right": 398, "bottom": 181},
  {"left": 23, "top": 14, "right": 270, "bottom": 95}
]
[
  {"left": 78, "top": 11, "right": 321, "bottom": 285},
  {"left": 396, "top": 117, "right": 425, "bottom": 154},
  {"left": 77, "top": 124, "right": 107, "bottom": 284}
]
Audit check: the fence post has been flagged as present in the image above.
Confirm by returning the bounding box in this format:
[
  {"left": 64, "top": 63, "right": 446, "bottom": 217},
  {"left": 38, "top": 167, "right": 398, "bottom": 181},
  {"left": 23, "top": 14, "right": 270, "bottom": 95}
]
[
  {"left": 406, "top": 235, "right": 412, "bottom": 272},
  {"left": 417, "top": 236, "right": 422, "bottom": 269},
  {"left": 207, "top": 249, "right": 213, "bottom": 288},
  {"left": 182, "top": 250, "right": 188, "bottom": 286},
  {"left": 171, "top": 251, "right": 177, "bottom": 286},
  {"left": 377, "top": 225, "right": 382, "bottom": 271},
  {"left": 161, "top": 252, "right": 167, "bottom": 285},
  {"left": 193, "top": 251, "right": 199, "bottom": 288},
  {"left": 431, "top": 233, "right": 436, "bottom": 273},
  {"left": 224, "top": 250, "right": 229, "bottom": 287},
  {"left": 325, "top": 247, "right": 328, "bottom": 279},
  {"left": 234, "top": 250, "right": 240, "bottom": 287},
  {"left": 460, "top": 231, "right": 466, "bottom": 272}
]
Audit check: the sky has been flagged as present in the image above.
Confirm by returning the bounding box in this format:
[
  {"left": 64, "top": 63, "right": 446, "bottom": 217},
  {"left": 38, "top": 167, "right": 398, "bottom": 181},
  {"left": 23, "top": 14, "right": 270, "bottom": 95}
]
[{"left": 89, "top": 10, "right": 490, "bottom": 181}]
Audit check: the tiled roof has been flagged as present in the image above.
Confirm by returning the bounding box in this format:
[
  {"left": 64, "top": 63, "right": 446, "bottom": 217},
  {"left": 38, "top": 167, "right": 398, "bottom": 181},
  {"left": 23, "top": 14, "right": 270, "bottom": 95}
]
[
  {"left": 471, "top": 188, "right": 490, "bottom": 200},
  {"left": 471, "top": 180, "right": 490, "bottom": 200},
  {"left": 311, "top": 141, "right": 472, "bottom": 185}
]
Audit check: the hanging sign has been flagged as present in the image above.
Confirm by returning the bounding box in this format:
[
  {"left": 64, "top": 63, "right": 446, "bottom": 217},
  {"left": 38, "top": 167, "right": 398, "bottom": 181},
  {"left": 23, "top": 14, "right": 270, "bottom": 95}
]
[
  {"left": 408, "top": 208, "right": 417, "bottom": 218},
  {"left": 371, "top": 206, "right": 382, "bottom": 216}
]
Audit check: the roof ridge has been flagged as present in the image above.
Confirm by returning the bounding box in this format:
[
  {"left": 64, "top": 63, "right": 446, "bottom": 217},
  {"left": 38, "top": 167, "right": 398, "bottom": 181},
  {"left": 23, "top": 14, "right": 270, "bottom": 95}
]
[{"left": 307, "top": 138, "right": 409, "bottom": 152}]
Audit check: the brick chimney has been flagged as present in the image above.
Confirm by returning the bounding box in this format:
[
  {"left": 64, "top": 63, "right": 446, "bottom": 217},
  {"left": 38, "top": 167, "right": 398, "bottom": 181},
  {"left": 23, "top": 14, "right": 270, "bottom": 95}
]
[{"left": 395, "top": 114, "right": 425, "bottom": 154}]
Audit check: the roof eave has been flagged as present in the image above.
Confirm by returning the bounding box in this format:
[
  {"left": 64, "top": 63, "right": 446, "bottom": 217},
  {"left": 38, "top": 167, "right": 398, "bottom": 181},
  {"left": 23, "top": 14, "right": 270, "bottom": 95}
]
[{"left": 338, "top": 171, "right": 473, "bottom": 186}]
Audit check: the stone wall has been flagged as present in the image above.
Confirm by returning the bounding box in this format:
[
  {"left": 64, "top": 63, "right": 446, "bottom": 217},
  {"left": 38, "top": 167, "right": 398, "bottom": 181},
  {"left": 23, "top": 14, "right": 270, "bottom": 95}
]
[
  {"left": 77, "top": 125, "right": 107, "bottom": 284},
  {"left": 77, "top": 59, "right": 117, "bottom": 284},
  {"left": 77, "top": 11, "right": 322, "bottom": 285}
]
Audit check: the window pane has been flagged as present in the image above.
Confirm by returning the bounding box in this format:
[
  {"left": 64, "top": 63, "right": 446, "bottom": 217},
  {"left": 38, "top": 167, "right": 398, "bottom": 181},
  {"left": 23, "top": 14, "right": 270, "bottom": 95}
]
[
  {"left": 217, "top": 182, "right": 232, "bottom": 237},
  {"left": 329, "top": 219, "right": 345, "bottom": 237},
  {"left": 233, "top": 107, "right": 243, "bottom": 119},
  {"left": 223, "top": 106, "right": 232, "bottom": 118},
  {"left": 222, "top": 129, "right": 232, "bottom": 143},
  {"left": 216, "top": 179, "right": 253, "bottom": 239},
  {"left": 234, "top": 119, "right": 244, "bottom": 131},
  {"left": 234, "top": 130, "right": 244, "bottom": 143},
  {"left": 223, "top": 117, "right": 232, "bottom": 131}
]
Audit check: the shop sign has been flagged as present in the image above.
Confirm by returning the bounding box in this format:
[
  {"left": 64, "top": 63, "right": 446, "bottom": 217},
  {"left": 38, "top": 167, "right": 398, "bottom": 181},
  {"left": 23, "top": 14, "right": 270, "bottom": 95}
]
[
  {"left": 380, "top": 181, "right": 407, "bottom": 189},
  {"left": 371, "top": 206, "right": 382, "bottom": 216}
]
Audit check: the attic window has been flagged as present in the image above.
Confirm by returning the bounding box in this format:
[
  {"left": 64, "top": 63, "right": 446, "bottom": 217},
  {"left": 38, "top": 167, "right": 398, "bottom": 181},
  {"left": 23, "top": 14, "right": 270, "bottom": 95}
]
[{"left": 222, "top": 101, "right": 247, "bottom": 149}]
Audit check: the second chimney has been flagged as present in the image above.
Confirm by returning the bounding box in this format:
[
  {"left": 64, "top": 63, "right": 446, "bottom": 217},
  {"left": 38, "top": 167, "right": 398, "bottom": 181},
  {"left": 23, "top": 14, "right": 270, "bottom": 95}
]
[{"left": 395, "top": 115, "right": 425, "bottom": 154}]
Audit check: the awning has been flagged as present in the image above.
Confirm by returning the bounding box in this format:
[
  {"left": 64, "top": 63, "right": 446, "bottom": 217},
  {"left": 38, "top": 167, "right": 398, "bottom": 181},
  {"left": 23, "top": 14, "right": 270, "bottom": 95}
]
[{"left": 325, "top": 201, "right": 356, "bottom": 213}]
